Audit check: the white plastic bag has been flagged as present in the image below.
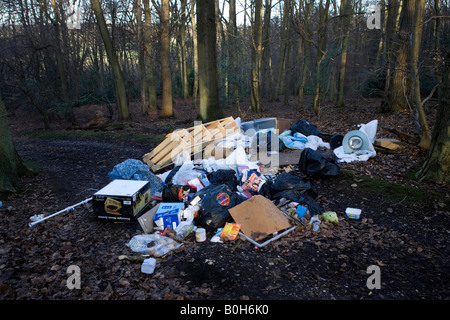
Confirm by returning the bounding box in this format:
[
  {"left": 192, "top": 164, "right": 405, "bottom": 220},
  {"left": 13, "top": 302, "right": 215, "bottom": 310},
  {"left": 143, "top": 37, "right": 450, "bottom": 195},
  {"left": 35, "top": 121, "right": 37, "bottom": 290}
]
[{"left": 126, "top": 234, "right": 182, "bottom": 257}]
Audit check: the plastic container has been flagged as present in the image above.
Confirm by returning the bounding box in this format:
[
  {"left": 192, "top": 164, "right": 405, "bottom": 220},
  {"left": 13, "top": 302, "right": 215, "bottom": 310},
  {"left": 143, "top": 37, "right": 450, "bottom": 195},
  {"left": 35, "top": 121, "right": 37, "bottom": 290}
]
[
  {"left": 196, "top": 228, "right": 206, "bottom": 242},
  {"left": 141, "top": 258, "right": 156, "bottom": 274},
  {"left": 346, "top": 207, "right": 361, "bottom": 219}
]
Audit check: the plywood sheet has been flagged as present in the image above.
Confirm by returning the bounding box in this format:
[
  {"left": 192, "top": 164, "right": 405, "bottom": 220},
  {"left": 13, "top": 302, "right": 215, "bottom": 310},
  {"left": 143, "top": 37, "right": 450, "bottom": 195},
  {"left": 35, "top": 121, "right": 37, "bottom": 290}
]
[{"left": 229, "top": 195, "right": 292, "bottom": 241}]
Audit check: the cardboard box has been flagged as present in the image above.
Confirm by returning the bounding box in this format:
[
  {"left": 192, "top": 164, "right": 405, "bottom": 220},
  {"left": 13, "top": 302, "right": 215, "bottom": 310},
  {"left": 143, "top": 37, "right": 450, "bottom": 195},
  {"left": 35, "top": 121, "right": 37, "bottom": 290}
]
[
  {"left": 93, "top": 180, "right": 152, "bottom": 222},
  {"left": 153, "top": 203, "right": 184, "bottom": 230},
  {"left": 276, "top": 118, "right": 294, "bottom": 133}
]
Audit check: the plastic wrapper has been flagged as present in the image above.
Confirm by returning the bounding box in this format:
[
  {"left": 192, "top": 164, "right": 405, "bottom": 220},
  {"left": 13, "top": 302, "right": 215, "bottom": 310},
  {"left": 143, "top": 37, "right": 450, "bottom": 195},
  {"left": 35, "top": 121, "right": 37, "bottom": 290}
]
[
  {"left": 175, "top": 220, "right": 197, "bottom": 241},
  {"left": 323, "top": 211, "right": 339, "bottom": 223},
  {"left": 170, "top": 162, "right": 208, "bottom": 186},
  {"left": 126, "top": 234, "right": 182, "bottom": 257}
]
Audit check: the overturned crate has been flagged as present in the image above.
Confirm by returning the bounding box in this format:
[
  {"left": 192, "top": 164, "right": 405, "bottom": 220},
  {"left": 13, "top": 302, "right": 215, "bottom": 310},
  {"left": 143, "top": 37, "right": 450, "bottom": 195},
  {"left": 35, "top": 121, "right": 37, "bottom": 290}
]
[{"left": 143, "top": 117, "right": 240, "bottom": 172}]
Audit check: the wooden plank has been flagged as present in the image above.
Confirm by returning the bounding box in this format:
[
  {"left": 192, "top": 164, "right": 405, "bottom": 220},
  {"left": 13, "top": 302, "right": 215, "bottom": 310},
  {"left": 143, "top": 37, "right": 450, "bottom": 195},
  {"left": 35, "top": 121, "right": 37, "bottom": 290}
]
[{"left": 143, "top": 117, "right": 240, "bottom": 172}]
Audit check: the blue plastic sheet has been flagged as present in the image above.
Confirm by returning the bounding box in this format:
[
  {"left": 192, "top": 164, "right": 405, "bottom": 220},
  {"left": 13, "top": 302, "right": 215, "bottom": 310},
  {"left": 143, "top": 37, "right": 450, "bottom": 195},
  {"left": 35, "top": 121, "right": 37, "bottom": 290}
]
[
  {"left": 280, "top": 132, "right": 308, "bottom": 149},
  {"left": 108, "top": 159, "right": 163, "bottom": 193}
]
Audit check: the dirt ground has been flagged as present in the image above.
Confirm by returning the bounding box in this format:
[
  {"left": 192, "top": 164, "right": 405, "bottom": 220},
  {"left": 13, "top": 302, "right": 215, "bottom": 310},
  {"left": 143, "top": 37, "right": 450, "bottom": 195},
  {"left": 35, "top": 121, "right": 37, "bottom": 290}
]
[{"left": 1, "top": 97, "right": 449, "bottom": 306}]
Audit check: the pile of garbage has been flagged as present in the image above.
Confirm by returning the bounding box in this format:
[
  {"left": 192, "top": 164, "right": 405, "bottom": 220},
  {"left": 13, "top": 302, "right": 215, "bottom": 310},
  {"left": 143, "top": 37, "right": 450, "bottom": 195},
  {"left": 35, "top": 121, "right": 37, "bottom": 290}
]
[
  {"left": 29, "top": 117, "right": 379, "bottom": 275},
  {"left": 115, "top": 118, "right": 379, "bottom": 273}
]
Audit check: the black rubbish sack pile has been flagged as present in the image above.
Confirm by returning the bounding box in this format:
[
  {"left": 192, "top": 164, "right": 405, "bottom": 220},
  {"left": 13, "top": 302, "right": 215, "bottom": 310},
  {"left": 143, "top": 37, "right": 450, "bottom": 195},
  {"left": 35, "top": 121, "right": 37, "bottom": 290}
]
[
  {"left": 291, "top": 120, "right": 320, "bottom": 136},
  {"left": 207, "top": 169, "right": 239, "bottom": 191},
  {"left": 267, "top": 171, "right": 323, "bottom": 217},
  {"left": 194, "top": 184, "right": 247, "bottom": 231},
  {"left": 298, "top": 148, "right": 340, "bottom": 177}
]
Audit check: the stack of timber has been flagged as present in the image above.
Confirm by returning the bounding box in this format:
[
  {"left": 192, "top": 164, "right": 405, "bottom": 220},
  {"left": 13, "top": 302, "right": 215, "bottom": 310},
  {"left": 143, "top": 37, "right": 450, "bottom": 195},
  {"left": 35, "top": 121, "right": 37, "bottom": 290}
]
[{"left": 143, "top": 117, "right": 240, "bottom": 172}]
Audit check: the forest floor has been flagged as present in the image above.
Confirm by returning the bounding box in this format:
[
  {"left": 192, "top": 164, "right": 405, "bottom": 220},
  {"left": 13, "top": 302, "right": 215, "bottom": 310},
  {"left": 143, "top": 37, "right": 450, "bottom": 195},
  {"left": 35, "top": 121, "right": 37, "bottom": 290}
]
[{"left": 1, "top": 96, "right": 449, "bottom": 306}]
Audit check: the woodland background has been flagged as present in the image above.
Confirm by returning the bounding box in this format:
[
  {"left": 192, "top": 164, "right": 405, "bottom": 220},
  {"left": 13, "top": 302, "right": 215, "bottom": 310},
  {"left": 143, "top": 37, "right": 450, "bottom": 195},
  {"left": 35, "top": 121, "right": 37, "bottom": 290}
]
[
  {"left": 0, "top": 0, "right": 448, "bottom": 122},
  {"left": 0, "top": 0, "right": 449, "bottom": 189}
]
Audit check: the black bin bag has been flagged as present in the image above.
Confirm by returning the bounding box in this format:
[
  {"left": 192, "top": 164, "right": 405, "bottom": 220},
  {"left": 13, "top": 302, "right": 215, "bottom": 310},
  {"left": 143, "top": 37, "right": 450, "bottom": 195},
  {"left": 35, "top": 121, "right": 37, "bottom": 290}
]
[
  {"left": 207, "top": 169, "right": 239, "bottom": 190},
  {"left": 291, "top": 120, "right": 320, "bottom": 136},
  {"left": 271, "top": 171, "right": 318, "bottom": 199},
  {"left": 194, "top": 184, "right": 247, "bottom": 231},
  {"left": 298, "top": 148, "right": 340, "bottom": 178}
]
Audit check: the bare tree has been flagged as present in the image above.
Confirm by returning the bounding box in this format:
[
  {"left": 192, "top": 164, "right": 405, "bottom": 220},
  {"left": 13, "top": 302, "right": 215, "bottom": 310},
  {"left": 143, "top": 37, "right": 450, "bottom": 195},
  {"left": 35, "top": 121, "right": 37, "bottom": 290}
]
[
  {"left": 91, "top": 0, "right": 130, "bottom": 120},
  {"left": 251, "top": 0, "right": 264, "bottom": 112},
  {"left": 159, "top": 0, "right": 174, "bottom": 117},
  {"left": 197, "top": 0, "right": 222, "bottom": 121}
]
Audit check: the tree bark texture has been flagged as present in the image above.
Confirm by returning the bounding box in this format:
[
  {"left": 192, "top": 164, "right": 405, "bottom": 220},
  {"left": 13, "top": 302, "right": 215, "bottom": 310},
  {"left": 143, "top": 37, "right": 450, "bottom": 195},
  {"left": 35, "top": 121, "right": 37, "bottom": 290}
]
[
  {"left": 416, "top": 51, "right": 450, "bottom": 183},
  {"left": 0, "top": 94, "right": 31, "bottom": 193},
  {"left": 251, "top": 0, "right": 263, "bottom": 112},
  {"left": 91, "top": 0, "right": 130, "bottom": 120},
  {"left": 197, "top": 0, "right": 223, "bottom": 122},
  {"left": 159, "top": 0, "right": 174, "bottom": 118}
]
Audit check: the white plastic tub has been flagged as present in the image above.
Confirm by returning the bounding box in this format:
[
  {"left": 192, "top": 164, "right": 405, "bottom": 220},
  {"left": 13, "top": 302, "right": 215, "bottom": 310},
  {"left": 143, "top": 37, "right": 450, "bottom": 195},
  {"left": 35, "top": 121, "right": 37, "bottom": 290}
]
[{"left": 345, "top": 207, "right": 361, "bottom": 219}]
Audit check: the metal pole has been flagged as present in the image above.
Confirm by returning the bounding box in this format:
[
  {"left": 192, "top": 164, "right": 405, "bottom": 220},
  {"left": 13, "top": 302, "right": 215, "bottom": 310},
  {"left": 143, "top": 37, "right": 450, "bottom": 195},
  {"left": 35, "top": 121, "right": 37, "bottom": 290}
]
[
  {"left": 238, "top": 226, "right": 297, "bottom": 248},
  {"left": 28, "top": 197, "right": 93, "bottom": 228}
]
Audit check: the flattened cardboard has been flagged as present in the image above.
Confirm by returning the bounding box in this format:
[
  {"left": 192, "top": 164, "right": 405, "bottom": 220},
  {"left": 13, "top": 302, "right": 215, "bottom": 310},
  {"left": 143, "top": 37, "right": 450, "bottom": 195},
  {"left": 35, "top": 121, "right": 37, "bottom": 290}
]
[{"left": 229, "top": 195, "right": 291, "bottom": 241}]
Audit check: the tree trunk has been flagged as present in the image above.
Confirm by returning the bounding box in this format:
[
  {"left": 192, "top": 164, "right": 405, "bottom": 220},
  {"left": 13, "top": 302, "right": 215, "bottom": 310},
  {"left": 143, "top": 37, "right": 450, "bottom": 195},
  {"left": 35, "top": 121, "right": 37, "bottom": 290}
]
[
  {"left": 262, "top": 0, "right": 273, "bottom": 99},
  {"left": 297, "top": 0, "right": 313, "bottom": 111},
  {"left": 134, "top": 0, "right": 149, "bottom": 113},
  {"left": 159, "top": 0, "right": 174, "bottom": 118},
  {"left": 251, "top": 0, "right": 264, "bottom": 113},
  {"left": 197, "top": 0, "right": 223, "bottom": 122},
  {"left": 179, "top": 0, "right": 189, "bottom": 99},
  {"left": 143, "top": 0, "right": 157, "bottom": 111},
  {"left": 229, "top": 0, "right": 239, "bottom": 105},
  {"left": 336, "top": 0, "right": 352, "bottom": 107},
  {"left": 313, "top": 0, "right": 330, "bottom": 118},
  {"left": 432, "top": 0, "right": 442, "bottom": 100},
  {"left": 382, "top": 0, "right": 414, "bottom": 112},
  {"left": 38, "top": 0, "right": 77, "bottom": 125},
  {"left": 410, "top": 0, "right": 431, "bottom": 149},
  {"left": 52, "top": 0, "right": 77, "bottom": 125},
  {"left": 272, "top": 0, "right": 290, "bottom": 101},
  {"left": 90, "top": 0, "right": 130, "bottom": 120},
  {"left": 283, "top": 3, "right": 292, "bottom": 106},
  {"left": 190, "top": 0, "right": 199, "bottom": 109},
  {"left": 381, "top": 0, "right": 402, "bottom": 112},
  {"left": 0, "top": 94, "right": 32, "bottom": 193},
  {"left": 416, "top": 51, "right": 450, "bottom": 183}
]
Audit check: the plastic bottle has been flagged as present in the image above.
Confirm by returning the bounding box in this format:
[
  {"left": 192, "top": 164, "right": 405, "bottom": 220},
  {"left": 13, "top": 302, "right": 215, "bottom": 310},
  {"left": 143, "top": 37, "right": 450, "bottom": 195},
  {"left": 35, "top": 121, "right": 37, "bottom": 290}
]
[
  {"left": 310, "top": 215, "right": 321, "bottom": 233},
  {"left": 312, "top": 221, "right": 320, "bottom": 233},
  {"left": 141, "top": 258, "right": 156, "bottom": 274}
]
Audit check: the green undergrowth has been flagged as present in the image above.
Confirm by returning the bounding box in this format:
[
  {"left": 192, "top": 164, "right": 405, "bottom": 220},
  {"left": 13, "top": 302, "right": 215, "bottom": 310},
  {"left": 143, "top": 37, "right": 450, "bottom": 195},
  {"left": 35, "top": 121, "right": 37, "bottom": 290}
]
[{"left": 339, "top": 169, "right": 443, "bottom": 205}]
